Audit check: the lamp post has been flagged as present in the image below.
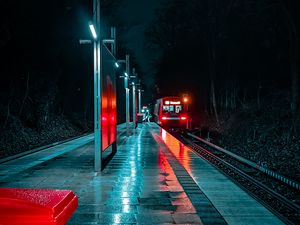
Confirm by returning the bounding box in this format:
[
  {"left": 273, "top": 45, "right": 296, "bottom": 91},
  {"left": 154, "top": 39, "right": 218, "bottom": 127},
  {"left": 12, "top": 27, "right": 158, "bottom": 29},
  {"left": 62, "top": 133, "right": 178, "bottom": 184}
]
[
  {"left": 132, "top": 81, "right": 136, "bottom": 126},
  {"left": 118, "top": 54, "right": 130, "bottom": 136},
  {"left": 89, "top": 0, "right": 102, "bottom": 172},
  {"left": 138, "top": 89, "right": 142, "bottom": 113},
  {"left": 126, "top": 55, "right": 131, "bottom": 134},
  {"left": 131, "top": 68, "right": 137, "bottom": 126},
  {"left": 182, "top": 93, "right": 190, "bottom": 130},
  {"left": 137, "top": 87, "right": 144, "bottom": 114},
  {"left": 103, "top": 27, "right": 116, "bottom": 55}
]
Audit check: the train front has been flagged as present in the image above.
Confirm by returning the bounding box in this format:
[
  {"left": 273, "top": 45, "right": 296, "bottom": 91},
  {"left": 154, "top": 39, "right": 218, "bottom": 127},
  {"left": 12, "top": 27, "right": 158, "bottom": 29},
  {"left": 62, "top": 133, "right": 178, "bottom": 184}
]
[{"left": 160, "top": 98, "right": 188, "bottom": 129}]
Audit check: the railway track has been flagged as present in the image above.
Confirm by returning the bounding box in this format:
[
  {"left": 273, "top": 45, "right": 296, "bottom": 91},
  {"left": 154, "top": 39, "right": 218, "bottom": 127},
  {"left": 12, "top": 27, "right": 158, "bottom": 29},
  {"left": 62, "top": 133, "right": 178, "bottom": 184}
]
[{"left": 171, "top": 130, "right": 300, "bottom": 225}]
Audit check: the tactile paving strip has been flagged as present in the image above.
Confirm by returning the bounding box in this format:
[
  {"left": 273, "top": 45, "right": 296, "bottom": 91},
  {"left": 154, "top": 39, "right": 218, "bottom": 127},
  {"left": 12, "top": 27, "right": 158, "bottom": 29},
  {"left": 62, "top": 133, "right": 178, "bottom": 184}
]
[{"left": 151, "top": 130, "right": 228, "bottom": 225}]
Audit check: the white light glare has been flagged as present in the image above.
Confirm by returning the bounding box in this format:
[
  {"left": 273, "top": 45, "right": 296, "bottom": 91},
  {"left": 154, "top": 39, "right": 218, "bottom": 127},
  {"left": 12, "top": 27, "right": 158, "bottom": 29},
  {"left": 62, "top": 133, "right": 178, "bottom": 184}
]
[
  {"left": 124, "top": 72, "right": 128, "bottom": 77},
  {"left": 89, "top": 24, "right": 97, "bottom": 39},
  {"left": 115, "top": 62, "right": 119, "bottom": 68}
]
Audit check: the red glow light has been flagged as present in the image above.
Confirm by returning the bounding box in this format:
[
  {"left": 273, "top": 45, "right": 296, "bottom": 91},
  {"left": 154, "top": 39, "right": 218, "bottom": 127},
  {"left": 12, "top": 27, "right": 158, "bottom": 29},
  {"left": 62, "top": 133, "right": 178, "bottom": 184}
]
[
  {"left": 180, "top": 116, "right": 187, "bottom": 120},
  {"left": 170, "top": 101, "right": 181, "bottom": 105},
  {"left": 162, "top": 117, "right": 167, "bottom": 120}
]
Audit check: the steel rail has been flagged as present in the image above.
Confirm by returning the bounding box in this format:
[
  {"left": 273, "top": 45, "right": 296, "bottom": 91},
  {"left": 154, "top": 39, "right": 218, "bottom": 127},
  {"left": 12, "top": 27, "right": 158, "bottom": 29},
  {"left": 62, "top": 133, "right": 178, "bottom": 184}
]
[
  {"left": 180, "top": 135, "right": 299, "bottom": 225},
  {"left": 186, "top": 132, "right": 300, "bottom": 191}
]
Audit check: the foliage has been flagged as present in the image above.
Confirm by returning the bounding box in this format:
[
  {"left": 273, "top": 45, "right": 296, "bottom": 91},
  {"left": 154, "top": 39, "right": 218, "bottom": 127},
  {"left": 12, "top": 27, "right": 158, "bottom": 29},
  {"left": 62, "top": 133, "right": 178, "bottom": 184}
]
[
  {"left": 145, "top": 0, "right": 300, "bottom": 112},
  {"left": 198, "top": 91, "right": 300, "bottom": 181}
]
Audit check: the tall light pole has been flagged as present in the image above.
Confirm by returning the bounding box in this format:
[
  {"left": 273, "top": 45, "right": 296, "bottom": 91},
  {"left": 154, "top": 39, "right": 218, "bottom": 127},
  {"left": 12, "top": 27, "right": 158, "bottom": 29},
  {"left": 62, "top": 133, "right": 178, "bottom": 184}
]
[
  {"left": 111, "top": 27, "right": 116, "bottom": 56},
  {"left": 118, "top": 54, "right": 130, "bottom": 136},
  {"left": 131, "top": 68, "right": 137, "bottom": 127},
  {"left": 125, "top": 55, "right": 130, "bottom": 135},
  {"left": 132, "top": 82, "right": 136, "bottom": 126},
  {"left": 138, "top": 89, "right": 143, "bottom": 113},
  {"left": 90, "top": 0, "right": 101, "bottom": 172}
]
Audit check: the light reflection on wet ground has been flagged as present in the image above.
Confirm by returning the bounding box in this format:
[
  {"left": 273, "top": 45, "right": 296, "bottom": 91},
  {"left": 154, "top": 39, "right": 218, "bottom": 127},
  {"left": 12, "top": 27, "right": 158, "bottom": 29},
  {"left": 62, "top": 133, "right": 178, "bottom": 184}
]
[{"left": 0, "top": 124, "right": 226, "bottom": 224}]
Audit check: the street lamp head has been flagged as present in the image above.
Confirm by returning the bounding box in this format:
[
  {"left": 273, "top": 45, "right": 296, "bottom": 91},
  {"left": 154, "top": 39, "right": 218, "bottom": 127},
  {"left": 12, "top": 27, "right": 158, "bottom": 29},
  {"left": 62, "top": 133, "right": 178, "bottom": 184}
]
[
  {"left": 89, "top": 23, "right": 97, "bottom": 39},
  {"left": 124, "top": 72, "right": 128, "bottom": 77}
]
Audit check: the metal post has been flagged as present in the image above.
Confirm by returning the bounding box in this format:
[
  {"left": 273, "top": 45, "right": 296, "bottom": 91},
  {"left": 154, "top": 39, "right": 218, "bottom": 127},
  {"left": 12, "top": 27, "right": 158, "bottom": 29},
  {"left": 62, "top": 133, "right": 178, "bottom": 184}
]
[
  {"left": 138, "top": 89, "right": 141, "bottom": 113},
  {"left": 132, "top": 82, "right": 136, "bottom": 126},
  {"left": 111, "top": 27, "right": 116, "bottom": 56},
  {"left": 125, "top": 54, "right": 130, "bottom": 136},
  {"left": 131, "top": 68, "right": 137, "bottom": 126},
  {"left": 93, "top": 0, "right": 101, "bottom": 172}
]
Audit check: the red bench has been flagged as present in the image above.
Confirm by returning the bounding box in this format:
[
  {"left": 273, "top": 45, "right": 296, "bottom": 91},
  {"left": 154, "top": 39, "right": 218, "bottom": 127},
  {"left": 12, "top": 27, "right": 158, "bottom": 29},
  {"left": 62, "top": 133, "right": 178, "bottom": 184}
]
[{"left": 0, "top": 188, "right": 78, "bottom": 225}]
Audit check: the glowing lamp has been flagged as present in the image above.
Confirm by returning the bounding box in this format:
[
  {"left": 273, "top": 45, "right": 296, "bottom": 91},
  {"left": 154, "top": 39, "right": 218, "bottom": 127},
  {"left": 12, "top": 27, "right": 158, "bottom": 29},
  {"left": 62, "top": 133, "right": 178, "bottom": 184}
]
[
  {"left": 162, "top": 117, "right": 167, "bottom": 120},
  {"left": 115, "top": 62, "right": 119, "bottom": 68},
  {"left": 180, "top": 116, "right": 187, "bottom": 120},
  {"left": 89, "top": 23, "right": 97, "bottom": 39}
]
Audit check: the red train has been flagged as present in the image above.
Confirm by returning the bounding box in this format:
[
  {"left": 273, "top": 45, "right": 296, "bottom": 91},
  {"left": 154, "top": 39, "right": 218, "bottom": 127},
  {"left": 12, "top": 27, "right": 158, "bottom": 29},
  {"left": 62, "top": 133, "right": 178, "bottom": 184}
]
[{"left": 154, "top": 96, "right": 189, "bottom": 129}]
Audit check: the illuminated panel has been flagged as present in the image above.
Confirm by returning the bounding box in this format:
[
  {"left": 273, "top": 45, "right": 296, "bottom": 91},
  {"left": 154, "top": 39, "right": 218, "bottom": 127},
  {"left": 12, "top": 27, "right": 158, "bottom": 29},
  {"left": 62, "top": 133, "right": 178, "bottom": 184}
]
[
  {"left": 161, "top": 117, "right": 181, "bottom": 121},
  {"left": 101, "top": 45, "right": 117, "bottom": 152},
  {"left": 169, "top": 101, "right": 181, "bottom": 105}
]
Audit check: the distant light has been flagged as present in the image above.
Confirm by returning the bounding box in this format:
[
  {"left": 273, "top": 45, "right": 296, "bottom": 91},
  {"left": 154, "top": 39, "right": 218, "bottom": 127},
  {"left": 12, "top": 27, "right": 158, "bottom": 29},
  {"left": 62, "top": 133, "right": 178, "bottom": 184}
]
[
  {"left": 124, "top": 72, "right": 128, "bottom": 77},
  {"left": 162, "top": 117, "right": 167, "bottom": 120},
  {"left": 180, "top": 116, "right": 187, "bottom": 120},
  {"left": 183, "top": 97, "right": 188, "bottom": 103},
  {"left": 165, "top": 101, "right": 170, "bottom": 105},
  {"left": 115, "top": 62, "right": 119, "bottom": 68},
  {"left": 132, "top": 82, "right": 135, "bottom": 85},
  {"left": 89, "top": 24, "right": 97, "bottom": 39}
]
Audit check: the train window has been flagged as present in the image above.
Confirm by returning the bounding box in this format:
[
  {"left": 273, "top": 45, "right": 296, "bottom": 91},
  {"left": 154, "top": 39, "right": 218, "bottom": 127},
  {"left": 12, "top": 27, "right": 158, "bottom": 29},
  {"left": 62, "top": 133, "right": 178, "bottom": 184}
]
[
  {"left": 175, "top": 105, "right": 182, "bottom": 113},
  {"left": 163, "top": 105, "right": 169, "bottom": 112},
  {"left": 163, "top": 105, "right": 174, "bottom": 112}
]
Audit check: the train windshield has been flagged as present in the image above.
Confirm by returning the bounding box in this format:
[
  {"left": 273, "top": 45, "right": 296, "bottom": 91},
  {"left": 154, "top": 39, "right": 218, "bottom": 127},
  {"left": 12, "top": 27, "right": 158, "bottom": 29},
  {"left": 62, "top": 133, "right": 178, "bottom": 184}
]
[{"left": 163, "top": 105, "right": 182, "bottom": 114}]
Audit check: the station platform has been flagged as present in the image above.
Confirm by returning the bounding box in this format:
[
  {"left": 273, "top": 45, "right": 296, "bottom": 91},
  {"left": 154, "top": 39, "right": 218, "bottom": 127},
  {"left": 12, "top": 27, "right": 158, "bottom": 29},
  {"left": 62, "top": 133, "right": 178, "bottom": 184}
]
[{"left": 0, "top": 123, "right": 284, "bottom": 225}]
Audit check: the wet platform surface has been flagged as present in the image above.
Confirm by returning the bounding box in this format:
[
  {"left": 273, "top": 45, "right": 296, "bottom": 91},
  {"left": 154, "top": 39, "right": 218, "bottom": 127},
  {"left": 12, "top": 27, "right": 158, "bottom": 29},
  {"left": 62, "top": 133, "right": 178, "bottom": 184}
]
[{"left": 0, "top": 123, "right": 284, "bottom": 224}]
